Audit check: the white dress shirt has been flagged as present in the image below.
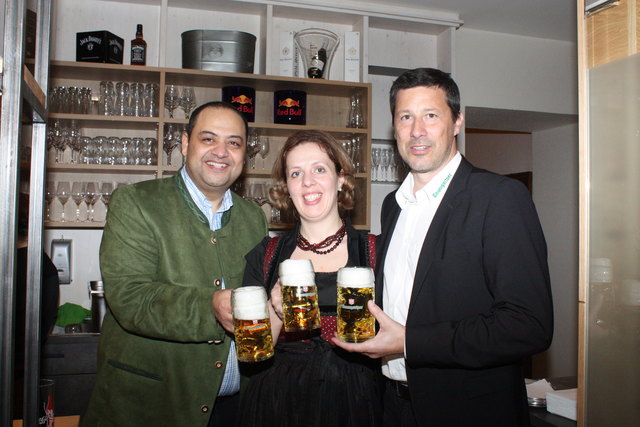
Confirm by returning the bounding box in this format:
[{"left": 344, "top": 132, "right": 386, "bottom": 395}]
[{"left": 381, "top": 152, "right": 461, "bottom": 382}]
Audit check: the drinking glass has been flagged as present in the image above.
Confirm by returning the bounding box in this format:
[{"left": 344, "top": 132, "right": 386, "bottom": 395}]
[
  {"left": 98, "top": 81, "right": 115, "bottom": 115},
  {"left": 259, "top": 136, "right": 270, "bottom": 170},
  {"left": 143, "top": 137, "right": 157, "bottom": 165},
  {"left": 45, "top": 181, "right": 56, "bottom": 220},
  {"left": 179, "top": 87, "right": 196, "bottom": 119},
  {"left": 347, "top": 93, "right": 365, "bottom": 128},
  {"left": 56, "top": 181, "right": 71, "bottom": 222},
  {"left": 83, "top": 182, "right": 98, "bottom": 221},
  {"left": 129, "top": 82, "right": 145, "bottom": 117},
  {"left": 279, "top": 259, "right": 321, "bottom": 332},
  {"left": 164, "top": 85, "right": 179, "bottom": 118},
  {"left": 145, "top": 83, "right": 159, "bottom": 117},
  {"left": 101, "top": 182, "right": 114, "bottom": 213},
  {"left": 371, "top": 148, "right": 381, "bottom": 181},
  {"left": 380, "top": 148, "right": 391, "bottom": 182},
  {"left": 336, "top": 267, "right": 375, "bottom": 342},
  {"left": 50, "top": 120, "right": 66, "bottom": 163},
  {"left": 351, "top": 135, "right": 361, "bottom": 172},
  {"left": 231, "top": 286, "right": 274, "bottom": 362},
  {"left": 119, "top": 137, "right": 132, "bottom": 165},
  {"left": 68, "top": 120, "right": 82, "bottom": 164},
  {"left": 71, "top": 181, "right": 86, "bottom": 222},
  {"left": 163, "top": 124, "right": 178, "bottom": 166},
  {"left": 114, "top": 82, "right": 130, "bottom": 116},
  {"left": 246, "top": 129, "right": 261, "bottom": 169}
]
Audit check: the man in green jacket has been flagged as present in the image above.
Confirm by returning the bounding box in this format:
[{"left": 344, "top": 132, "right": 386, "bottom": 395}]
[{"left": 81, "top": 101, "right": 268, "bottom": 427}]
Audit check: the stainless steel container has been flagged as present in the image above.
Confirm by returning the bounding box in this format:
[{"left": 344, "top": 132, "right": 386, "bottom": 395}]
[
  {"left": 89, "top": 280, "right": 107, "bottom": 332},
  {"left": 181, "top": 30, "right": 256, "bottom": 73}
]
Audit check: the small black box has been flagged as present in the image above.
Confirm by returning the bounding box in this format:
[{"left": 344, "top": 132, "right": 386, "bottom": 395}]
[{"left": 76, "top": 31, "right": 124, "bottom": 64}]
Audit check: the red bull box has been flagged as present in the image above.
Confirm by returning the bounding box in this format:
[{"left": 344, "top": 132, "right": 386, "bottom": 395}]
[
  {"left": 274, "top": 89, "right": 306, "bottom": 125},
  {"left": 222, "top": 86, "right": 256, "bottom": 122}
]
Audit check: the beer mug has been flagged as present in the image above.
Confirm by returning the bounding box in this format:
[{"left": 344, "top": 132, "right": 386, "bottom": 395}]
[
  {"left": 231, "top": 286, "right": 274, "bottom": 362},
  {"left": 279, "top": 259, "right": 321, "bottom": 332},
  {"left": 336, "top": 267, "right": 375, "bottom": 342}
]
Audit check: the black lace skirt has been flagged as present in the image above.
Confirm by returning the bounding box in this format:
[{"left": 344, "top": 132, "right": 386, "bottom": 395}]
[{"left": 237, "top": 336, "right": 383, "bottom": 427}]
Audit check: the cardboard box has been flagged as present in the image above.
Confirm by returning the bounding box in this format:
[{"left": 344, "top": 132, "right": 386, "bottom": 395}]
[
  {"left": 279, "top": 31, "right": 299, "bottom": 77},
  {"left": 344, "top": 31, "right": 360, "bottom": 82},
  {"left": 76, "top": 31, "right": 124, "bottom": 64}
]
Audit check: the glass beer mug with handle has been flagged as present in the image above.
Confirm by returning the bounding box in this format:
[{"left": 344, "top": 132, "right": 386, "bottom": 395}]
[
  {"left": 231, "top": 286, "right": 274, "bottom": 363},
  {"left": 336, "top": 267, "right": 375, "bottom": 343},
  {"left": 279, "top": 259, "right": 321, "bottom": 332}
]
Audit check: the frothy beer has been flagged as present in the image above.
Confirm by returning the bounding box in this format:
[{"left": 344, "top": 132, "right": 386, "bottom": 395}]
[
  {"left": 337, "top": 267, "right": 375, "bottom": 343},
  {"left": 231, "top": 286, "right": 274, "bottom": 363},
  {"left": 279, "top": 259, "right": 321, "bottom": 332}
]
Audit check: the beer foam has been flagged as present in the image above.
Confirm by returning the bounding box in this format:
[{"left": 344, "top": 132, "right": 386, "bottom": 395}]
[
  {"left": 232, "top": 286, "right": 268, "bottom": 319},
  {"left": 337, "top": 267, "right": 374, "bottom": 288},
  {"left": 279, "top": 259, "right": 315, "bottom": 287}
]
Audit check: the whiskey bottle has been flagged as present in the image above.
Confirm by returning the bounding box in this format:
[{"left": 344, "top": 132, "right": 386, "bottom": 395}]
[{"left": 130, "top": 24, "right": 147, "bottom": 66}]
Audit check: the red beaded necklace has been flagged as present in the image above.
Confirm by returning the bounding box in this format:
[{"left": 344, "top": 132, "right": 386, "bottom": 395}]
[{"left": 296, "top": 219, "right": 346, "bottom": 255}]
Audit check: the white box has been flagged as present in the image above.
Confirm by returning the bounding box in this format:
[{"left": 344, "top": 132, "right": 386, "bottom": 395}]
[
  {"left": 344, "top": 31, "right": 360, "bottom": 82},
  {"left": 279, "top": 31, "right": 299, "bottom": 77}
]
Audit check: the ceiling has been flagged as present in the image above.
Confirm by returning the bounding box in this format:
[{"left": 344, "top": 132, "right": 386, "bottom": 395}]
[{"left": 311, "top": 0, "right": 578, "bottom": 43}]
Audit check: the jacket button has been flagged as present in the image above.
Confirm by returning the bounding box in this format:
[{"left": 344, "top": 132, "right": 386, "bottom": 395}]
[
  {"left": 214, "top": 361, "right": 223, "bottom": 369},
  {"left": 201, "top": 405, "right": 209, "bottom": 413},
  {"left": 210, "top": 236, "right": 217, "bottom": 244},
  {"left": 214, "top": 279, "right": 221, "bottom": 287}
]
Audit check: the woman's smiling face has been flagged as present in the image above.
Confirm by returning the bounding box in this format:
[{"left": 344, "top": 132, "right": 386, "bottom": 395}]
[{"left": 285, "top": 142, "right": 344, "bottom": 224}]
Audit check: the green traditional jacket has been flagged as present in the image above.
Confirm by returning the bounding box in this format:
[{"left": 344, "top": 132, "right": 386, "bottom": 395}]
[{"left": 81, "top": 173, "right": 268, "bottom": 427}]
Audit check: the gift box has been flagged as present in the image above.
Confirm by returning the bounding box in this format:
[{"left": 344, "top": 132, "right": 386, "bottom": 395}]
[{"left": 76, "top": 30, "right": 124, "bottom": 64}]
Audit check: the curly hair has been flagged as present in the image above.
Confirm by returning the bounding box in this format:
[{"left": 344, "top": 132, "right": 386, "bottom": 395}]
[{"left": 269, "top": 130, "right": 356, "bottom": 215}]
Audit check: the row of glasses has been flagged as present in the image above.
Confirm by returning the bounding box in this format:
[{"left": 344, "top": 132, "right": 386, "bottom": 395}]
[
  {"left": 164, "top": 85, "right": 196, "bottom": 119},
  {"left": 341, "top": 135, "right": 363, "bottom": 173},
  {"left": 49, "top": 86, "right": 93, "bottom": 114},
  {"left": 237, "top": 180, "right": 281, "bottom": 224},
  {"left": 82, "top": 136, "right": 157, "bottom": 166},
  {"left": 98, "top": 80, "right": 159, "bottom": 117},
  {"left": 47, "top": 119, "right": 83, "bottom": 164},
  {"left": 46, "top": 180, "right": 118, "bottom": 222},
  {"left": 371, "top": 146, "right": 408, "bottom": 183}
]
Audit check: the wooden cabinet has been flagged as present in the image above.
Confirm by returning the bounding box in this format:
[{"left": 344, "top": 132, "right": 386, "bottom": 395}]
[{"left": 46, "top": 60, "right": 372, "bottom": 230}]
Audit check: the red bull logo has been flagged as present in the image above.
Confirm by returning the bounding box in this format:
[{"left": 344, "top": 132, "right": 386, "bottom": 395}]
[
  {"left": 231, "top": 94, "right": 253, "bottom": 105},
  {"left": 278, "top": 98, "right": 301, "bottom": 108}
]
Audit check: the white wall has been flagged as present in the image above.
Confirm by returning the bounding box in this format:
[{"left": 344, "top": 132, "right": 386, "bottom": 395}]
[
  {"left": 44, "top": 229, "right": 103, "bottom": 310},
  {"left": 464, "top": 133, "right": 532, "bottom": 175},
  {"left": 531, "top": 123, "right": 579, "bottom": 378},
  {"left": 455, "top": 29, "right": 578, "bottom": 116}
]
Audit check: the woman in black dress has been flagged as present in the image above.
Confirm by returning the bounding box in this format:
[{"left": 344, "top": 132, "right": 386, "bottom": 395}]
[{"left": 237, "top": 130, "right": 382, "bottom": 427}]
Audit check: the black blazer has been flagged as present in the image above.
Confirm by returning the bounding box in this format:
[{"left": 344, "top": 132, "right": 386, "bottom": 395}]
[{"left": 376, "top": 157, "right": 553, "bottom": 426}]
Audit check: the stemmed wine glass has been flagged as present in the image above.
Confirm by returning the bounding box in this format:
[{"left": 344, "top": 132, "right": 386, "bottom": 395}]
[
  {"left": 371, "top": 148, "right": 381, "bottom": 182},
  {"left": 380, "top": 148, "right": 391, "bottom": 182},
  {"left": 179, "top": 87, "right": 196, "bottom": 119},
  {"left": 71, "top": 181, "right": 86, "bottom": 222},
  {"left": 163, "top": 124, "right": 178, "bottom": 166},
  {"left": 83, "top": 182, "right": 98, "bottom": 222},
  {"left": 45, "top": 181, "right": 56, "bottom": 220},
  {"left": 101, "top": 182, "right": 114, "bottom": 214},
  {"left": 50, "top": 120, "right": 66, "bottom": 163},
  {"left": 164, "top": 85, "right": 180, "bottom": 118},
  {"left": 56, "top": 181, "right": 71, "bottom": 222},
  {"left": 246, "top": 130, "right": 261, "bottom": 169},
  {"left": 258, "top": 136, "right": 270, "bottom": 170}
]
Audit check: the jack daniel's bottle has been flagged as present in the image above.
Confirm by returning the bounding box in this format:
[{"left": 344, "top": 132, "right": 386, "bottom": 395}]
[
  {"left": 130, "top": 24, "right": 147, "bottom": 66},
  {"left": 307, "top": 45, "right": 326, "bottom": 78}
]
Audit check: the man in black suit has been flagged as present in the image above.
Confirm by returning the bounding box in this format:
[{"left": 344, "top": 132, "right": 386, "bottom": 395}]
[{"left": 333, "top": 68, "right": 553, "bottom": 426}]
